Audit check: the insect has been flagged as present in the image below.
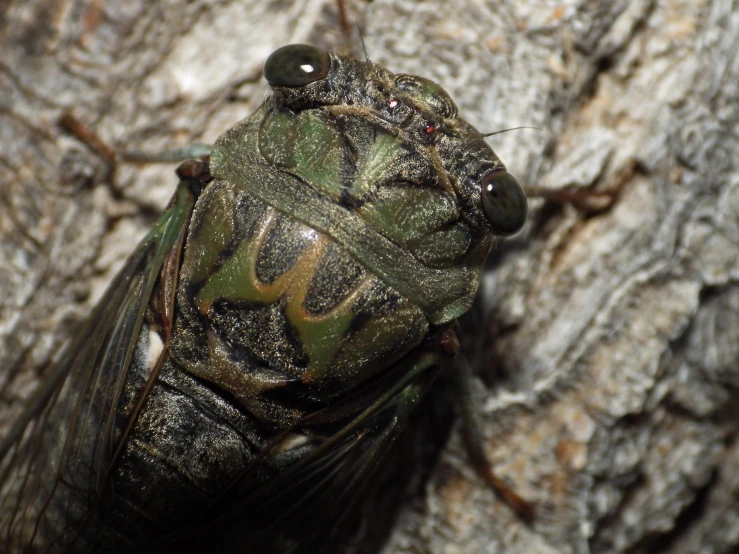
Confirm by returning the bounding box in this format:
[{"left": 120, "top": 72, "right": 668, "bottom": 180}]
[{"left": 0, "top": 44, "right": 528, "bottom": 553}]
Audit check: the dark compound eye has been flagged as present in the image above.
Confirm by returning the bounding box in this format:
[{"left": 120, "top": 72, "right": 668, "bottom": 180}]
[
  {"left": 264, "top": 44, "right": 331, "bottom": 87},
  {"left": 480, "top": 170, "right": 528, "bottom": 236}
]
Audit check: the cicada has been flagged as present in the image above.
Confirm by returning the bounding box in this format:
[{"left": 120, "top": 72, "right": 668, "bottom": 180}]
[{"left": 0, "top": 44, "right": 528, "bottom": 553}]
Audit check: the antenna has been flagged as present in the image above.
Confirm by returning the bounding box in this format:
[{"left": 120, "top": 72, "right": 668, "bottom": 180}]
[
  {"left": 356, "top": 24, "right": 369, "bottom": 62},
  {"left": 482, "top": 126, "right": 541, "bottom": 137}
]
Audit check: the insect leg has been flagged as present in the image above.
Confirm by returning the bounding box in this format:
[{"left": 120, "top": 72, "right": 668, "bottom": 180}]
[
  {"left": 525, "top": 183, "right": 620, "bottom": 214},
  {"left": 121, "top": 144, "right": 212, "bottom": 164},
  {"left": 454, "top": 354, "right": 536, "bottom": 522}
]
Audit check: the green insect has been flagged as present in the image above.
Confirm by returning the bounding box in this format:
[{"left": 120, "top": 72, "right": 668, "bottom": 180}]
[{"left": 0, "top": 44, "right": 528, "bottom": 553}]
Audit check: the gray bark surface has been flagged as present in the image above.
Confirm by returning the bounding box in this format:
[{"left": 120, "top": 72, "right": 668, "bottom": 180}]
[{"left": 1, "top": 1, "right": 737, "bottom": 553}]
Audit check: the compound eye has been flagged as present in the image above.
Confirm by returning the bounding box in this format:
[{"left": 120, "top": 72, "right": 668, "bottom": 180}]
[
  {"left": 481, "top": 171, "right": 528, "bottom": 236},
  {"left": 264, "top": 44, "right": 330, "bottom": 87}
]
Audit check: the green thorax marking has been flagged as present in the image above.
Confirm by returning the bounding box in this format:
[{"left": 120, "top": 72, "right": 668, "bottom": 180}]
[
  {"left": 194, "top": 207, "right": 364, "bottom": 382},
  {"left": 209, "top": 105, "right": 487, "bottom": 324}
]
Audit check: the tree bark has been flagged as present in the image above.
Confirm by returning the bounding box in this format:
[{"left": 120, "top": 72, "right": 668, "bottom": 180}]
[{"left": 1, "top": 1, "right": 737, "bottom": 553}]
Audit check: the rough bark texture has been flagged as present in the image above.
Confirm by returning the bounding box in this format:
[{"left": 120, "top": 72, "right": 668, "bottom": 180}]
[{"left": 1, "top": 0, "right": 737, "bottom": 553}]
